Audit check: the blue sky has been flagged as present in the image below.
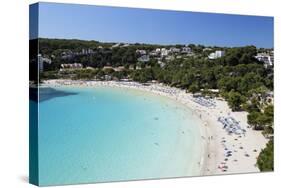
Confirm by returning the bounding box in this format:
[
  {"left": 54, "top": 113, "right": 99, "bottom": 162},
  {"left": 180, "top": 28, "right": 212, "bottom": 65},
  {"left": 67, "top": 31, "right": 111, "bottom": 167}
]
[{"left": 31, "top": 2, "right": 273, "bottom": 48}]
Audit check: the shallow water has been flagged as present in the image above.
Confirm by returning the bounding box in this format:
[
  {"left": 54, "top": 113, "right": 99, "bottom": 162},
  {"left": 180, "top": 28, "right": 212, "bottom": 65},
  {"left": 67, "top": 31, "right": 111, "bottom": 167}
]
[{"left": 38, "top": 86, "right": 204, "bottom": 186}]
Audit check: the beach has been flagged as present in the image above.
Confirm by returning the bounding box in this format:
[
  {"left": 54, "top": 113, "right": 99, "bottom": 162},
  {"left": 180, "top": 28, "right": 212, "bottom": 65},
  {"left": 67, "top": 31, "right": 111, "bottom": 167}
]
[{"left": 43, "top": 79, "right": 268, "bottom": 176}]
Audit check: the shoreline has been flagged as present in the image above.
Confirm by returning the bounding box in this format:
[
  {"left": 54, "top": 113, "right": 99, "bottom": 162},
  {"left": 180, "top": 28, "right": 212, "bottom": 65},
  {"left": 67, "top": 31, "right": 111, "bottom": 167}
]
[{"left": 42, "top": 79, "right": 268, "bottom": 176}]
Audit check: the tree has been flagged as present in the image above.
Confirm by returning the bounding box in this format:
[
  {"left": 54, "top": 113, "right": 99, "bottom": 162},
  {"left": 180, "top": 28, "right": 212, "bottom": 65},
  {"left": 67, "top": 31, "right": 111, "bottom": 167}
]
[
  {"left": 188, "top": 83, "right": 200, "bottom": 94},
  {"left": 218, "top": 77, "right": 239, "bottom": 92},
  {"left": 242, "top": 97, "right": 260, "bottom": 113},
  {"left": 247, "top": 111, "right": 264, "bottom": 130},
  {"left": 131, "top": 68, "right": 154, "bottom": 83},
  {"left": 257, "top": 140, "right": 274, "bottom": 171},
  {"left": 262, "top": 105, "right": 274, "bottom": 135},
  {"left": 247, "top": 105, "right": 274, "bottom": 132},
  {"left": 227, "top": 91, "right": 245, "bottom": 111}
]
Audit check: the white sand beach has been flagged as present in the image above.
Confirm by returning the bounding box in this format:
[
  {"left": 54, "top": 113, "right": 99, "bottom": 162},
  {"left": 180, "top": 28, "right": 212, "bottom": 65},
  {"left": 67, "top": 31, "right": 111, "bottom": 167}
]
[{"left": 43, "top": 79, "right": 268, "bottom": 176}]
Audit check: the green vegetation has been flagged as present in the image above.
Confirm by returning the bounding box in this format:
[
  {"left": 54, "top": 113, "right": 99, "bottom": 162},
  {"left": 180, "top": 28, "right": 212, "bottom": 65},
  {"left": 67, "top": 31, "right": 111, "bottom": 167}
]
[
  {"left": 38, "top": 39, "right": 273, "bottom": 111},
  {"left": 226, "top": 91, "right": 246, "bottom": 111},
  {"left": 257, "top": 140, "right": 274, "bottom": 171},
  {"left": 247, "top": 105, "right": 274, "bottom": 135},
  {"left": 131, "top": 69, "right": 154, "bottom": 83},
  {"left": 37, "top": 38, "right": 274, "bottom": 171},
  {"left": 188, "top": 83, "right": 200, "bottom": 94}
]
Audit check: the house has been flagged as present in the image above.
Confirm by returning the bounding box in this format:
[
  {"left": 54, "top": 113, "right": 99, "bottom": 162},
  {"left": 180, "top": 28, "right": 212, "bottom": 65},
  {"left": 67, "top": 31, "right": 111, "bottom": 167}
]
[
  {"left": 170, "top": 47, "right": 181, "bottom": 53},
  {"left": 86, "top": 66, "right": 95, "bottom": 70},
  {"left": 61, "top": 51, "right": 74, "bottom": 59},
  {"left": 136, "top": 65, "right": 142, "bottom": 70},
  {"left": 208, "top": 50, "right": 225, "bottom": 59},
  {"left": 111, "top": 43, "right": 121, "bottom": 48},
  {"left": 102, "top": 66, "right": 114, "bottom": 71},
  {"left": 255, "top": 53, "right": 273, "bottom": 67},
  {"left": 81, "top": 49, "right": 86, "bottom": 55},
  {"left": 203, "top": 48, "right": 212, "bottom": 52},
  {"left": 60, "top": 63, "right": 82, "bottom": 70},
  {"left": 155, "top": 48, "right": 161, "bottom": 53},
  {"left": 122, "top": 43, "right": 130, "bottom": 47},
  {"left": 114, "top": 66, "right": 125, "bottom": 72},
  {"left": 138, "top": 55, "right": 150, "bottom": 62},
  {"left": 129, "top": 65, "right": 135, "bottom": 70},
  {"left": 136, "top": 49, "right": 146, "bottom": 55},
  {"left": 81, "top": 48, "right": 94, "bottom": 55},
  {"left": 38, "top": 54, "right": 52, "bottom": 72},
  {"left": 149, "top": 50, "right": 160, "bottom": 56},
  {"left": 161, "top": 48, "right": 169, "bottom": 57},
  {"left": 38, "top": 54, "right": 43, "bottom": 72},
  {"left": 181, "top": 46, "right": 192, "bottom": 54}
]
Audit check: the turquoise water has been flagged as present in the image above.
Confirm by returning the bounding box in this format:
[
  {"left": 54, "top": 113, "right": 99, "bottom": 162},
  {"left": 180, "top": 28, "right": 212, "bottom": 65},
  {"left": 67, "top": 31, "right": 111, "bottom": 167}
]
[{"left": 38, "top": 86, "right": 204, "bottom": 186}]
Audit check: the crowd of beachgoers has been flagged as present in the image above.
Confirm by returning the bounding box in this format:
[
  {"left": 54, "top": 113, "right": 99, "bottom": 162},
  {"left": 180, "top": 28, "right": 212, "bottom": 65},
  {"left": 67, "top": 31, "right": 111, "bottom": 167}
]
[{"left": 43, "top": 79, "right": 268, "bottom": 176}]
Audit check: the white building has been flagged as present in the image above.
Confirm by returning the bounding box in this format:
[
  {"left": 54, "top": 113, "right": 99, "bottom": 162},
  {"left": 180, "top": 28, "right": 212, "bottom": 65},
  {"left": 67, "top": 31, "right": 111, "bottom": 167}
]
[
  {"left": 181, "top": 46, "right": 192, "bottom": 54},
  {"left": 255, "top": 53, "right": 273, "bottom": 67},
  {"left": 149, "top": 50, "right": 159, "bottom": 56},
  {"left": 170, "top": 47, "right": 181, "bottom": 53},
  {"left": 81, "top": 48, "right": 94, "bottom": 55},
  {"left": 203, "top": 48, "right": 212, "bottom": 52},
  {"left": 138, "top": 55, "right": 150, "bottom": 62},
  {"left": 38, "top": 54, "right": 43, "bottom": 72},
  {"left": 155, "top": 48, "right": 161, "bottom": 53},
  {"left": 161, "top": 48, "right": 169, "bottom": 57},
  {"left": 208, "top": 50, "right": 225, "bottom": 59},
  {"left": 114, "top": 66, "right": 125, "bottom": 72},
  {"left": 38, "top": 54, "right": 52, "bottom": 72},
  {"left": 129, "top": 65, "right": 135, "bottom": 70},
  {"left": 121, "top": 43, "right": 130, "bottom": 47},
  {"left": 61, "top": 63, "right": 83, "bottom": 70},
  {"left": 136, "top": 65, "right": 142, "bottom": 70},
  {"left": 61, "top": 51, "right": 74, "bottom": 59},
  {"left": 111, "top": 43, "right": 121, "bottom": 48},
  {"left": 136, "top": 49, "right": 147, "bottom": 55}
]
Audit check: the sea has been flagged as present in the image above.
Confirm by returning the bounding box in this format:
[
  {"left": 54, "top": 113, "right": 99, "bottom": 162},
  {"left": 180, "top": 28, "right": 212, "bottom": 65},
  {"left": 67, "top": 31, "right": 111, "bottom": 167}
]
[{"left": 35, "top": 86, "right": 204, "bottom": 186}]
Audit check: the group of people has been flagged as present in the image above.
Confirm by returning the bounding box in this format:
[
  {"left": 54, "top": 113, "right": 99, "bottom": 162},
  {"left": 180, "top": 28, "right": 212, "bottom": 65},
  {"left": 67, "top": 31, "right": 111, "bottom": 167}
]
[
  {"left": 191, "top": 96, "right": 216, "bottom": 108},
  {"left": 218, "top": 116, "right": 246, "bottom": 136}
]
